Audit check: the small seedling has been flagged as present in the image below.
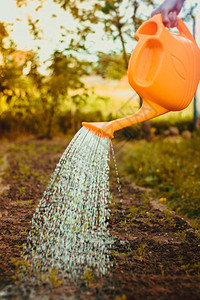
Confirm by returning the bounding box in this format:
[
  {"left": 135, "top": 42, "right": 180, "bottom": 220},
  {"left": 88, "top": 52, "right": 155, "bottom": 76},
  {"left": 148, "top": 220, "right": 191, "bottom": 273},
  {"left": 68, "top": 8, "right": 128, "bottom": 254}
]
[
  {"left": 139, "top": 206, "right": 147, "bottom": 218},
  {"left": 159, "top": 263, "right": 165, "bottom": 277},
  {"left": 161, "top": 210, "right": 176, "bottom": 227},
  {"left": 110, "top": 250, "right": 119, "bottom": 264},
  {"left": 121, "top": 253, "right": 126, "bottom": 264},
  {"left": 111, "top": 199, "right": 119, "bottom": 209},
  {"left": 18, "top": 186, "right": 27, "bottom": 196},
  {"left": 144, "top": 212, "right": 154, "bottom": 224},
  {"left": 181, "top": 264, "right": 190, "bottom": 277},
  {"left": 81, "top": 268, "right": 94, "bottom": 288},
  {"left": 129, "top": 205, "right": 138, "bottom": 219},
  {"left": 177, "top": 255, "right": 183, "bottom": 265},
  {"left": 176, "top": 230, "right": 187, "bottom": 242},
  {"left": 193, "top": 262, "right": 200, "bottom": 276},
  {"left": 115, "top": 295, "right": 127, "bottom": 300},
  {"left": 135, "top": 243, "right": 147, "bottom": 261},
  {"left": 49, "top": 268, "right": 62, "bottom": 288}
]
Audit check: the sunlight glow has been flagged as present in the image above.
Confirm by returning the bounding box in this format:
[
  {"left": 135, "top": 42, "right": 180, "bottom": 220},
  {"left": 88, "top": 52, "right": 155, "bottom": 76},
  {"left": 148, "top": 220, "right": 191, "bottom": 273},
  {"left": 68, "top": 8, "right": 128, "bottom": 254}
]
[{"left": 0, "top": 0, "right": 199, "bottom": 71}]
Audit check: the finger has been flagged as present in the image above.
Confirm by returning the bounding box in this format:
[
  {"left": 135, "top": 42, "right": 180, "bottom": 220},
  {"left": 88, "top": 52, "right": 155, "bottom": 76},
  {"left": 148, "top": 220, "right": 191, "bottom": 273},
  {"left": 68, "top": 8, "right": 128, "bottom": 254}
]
[
  {"left": 173, "top": 12, "right": 179, "bottom": 27},
  {"left": 161, "top": 9, "right": 171, "bottom": 28},
  {"left": 168, "top": 11, "right": 178, "bottom": 28}
]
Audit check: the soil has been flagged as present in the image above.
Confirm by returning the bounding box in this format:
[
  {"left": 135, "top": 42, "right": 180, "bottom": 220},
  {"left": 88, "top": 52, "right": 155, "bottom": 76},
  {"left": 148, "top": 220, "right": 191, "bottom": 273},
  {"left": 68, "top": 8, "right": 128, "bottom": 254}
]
[{"left": 0, "top": 138, "right": 200, "bottom": 300}]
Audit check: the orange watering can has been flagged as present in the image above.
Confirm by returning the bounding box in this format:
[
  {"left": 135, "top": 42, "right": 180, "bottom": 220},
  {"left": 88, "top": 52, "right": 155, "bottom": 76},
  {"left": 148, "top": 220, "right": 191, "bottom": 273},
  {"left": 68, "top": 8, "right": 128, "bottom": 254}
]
[{"left": 83, "top": 14, "right": 200, "bottom": 139}]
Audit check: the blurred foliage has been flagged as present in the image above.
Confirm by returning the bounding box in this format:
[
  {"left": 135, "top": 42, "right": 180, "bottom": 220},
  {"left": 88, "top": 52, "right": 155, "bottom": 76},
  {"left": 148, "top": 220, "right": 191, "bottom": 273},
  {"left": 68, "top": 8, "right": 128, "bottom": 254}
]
[
  {"left": 15, "top": 0, "right": 156, "bottom": 68},
  {"left": 0, "top": 22, "right": 94, "bottom": 139},
  {"left": 52, "top": 0, "right": 155, "bottom": 68},
  {"left": 94, "top": 52, "right": 129, "bottom": 79},
  {"left": 121, "top": 131, "right": 200, "bottom": 224},
  {"left": 114, "top": 117, "right": 193, "bottom": 140}
]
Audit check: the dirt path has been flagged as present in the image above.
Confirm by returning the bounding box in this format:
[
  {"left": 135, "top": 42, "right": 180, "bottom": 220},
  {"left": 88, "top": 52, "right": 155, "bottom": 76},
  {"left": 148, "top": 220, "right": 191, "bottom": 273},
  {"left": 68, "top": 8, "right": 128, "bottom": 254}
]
[{"left": 0, "top": 139, "right": 200, "bottom": 299}]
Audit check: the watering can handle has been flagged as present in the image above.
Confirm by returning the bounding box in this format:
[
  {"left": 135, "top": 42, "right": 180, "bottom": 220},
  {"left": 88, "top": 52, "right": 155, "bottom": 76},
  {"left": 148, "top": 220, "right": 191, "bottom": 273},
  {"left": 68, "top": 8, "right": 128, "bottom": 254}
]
[{"left": 176, "top": 18, "right": 195, "bottom": 42}]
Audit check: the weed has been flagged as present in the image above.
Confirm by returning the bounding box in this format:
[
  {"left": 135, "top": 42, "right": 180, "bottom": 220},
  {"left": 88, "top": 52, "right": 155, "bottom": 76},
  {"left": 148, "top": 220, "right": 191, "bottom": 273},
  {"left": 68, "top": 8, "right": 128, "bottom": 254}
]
[
  {"left": 121, "top": 253, "right": 126, "bottom": 264},
  {"left": 81, "top": 268, "right": 94, "bottom": 288},
  {"left": 139, "top": 205, "right": 148, "bottom": 218},
  {"left": 176, "top": 230, "right": 187, "bottom": 242},
  {"left": 49, "top": 268, "right": 62, "bottom": 288},
  {"left": 134, "top": 243, "right": 147, "bottom": 261},
  {"left": 193, "top": 262, "right": 200, "bottom": 276},
  {"left": 111, "top": 199, "right": 120, "bottom": 209},
  {"left": 115, "top": 295, "right": 127, "bottom": 300},
  {"left": 159, "top": 264, "right": 165, "bottom": 277},
  {"left": 18, "top": 186, "right": 27, "bottom": 196},
  {"left": 161, "top": 210, "right": 176, "bottom": 227},
  {"left": 19, "top": 162, "right": 30, "bottom": 178},
  {"left": 110, "top": 250, "right": 119, "bottom": 264},
  {"left": 144, "top": 212, "right": 154, "bottom": 224},
  {"left": 4, "top": 167, "right": 11, "bottom": 179},
  {"left": 181, "top": 264, "right": 190, "bottom": 277},
  {"left": 128, "top": 205, "right": 138, "bottom": 221},
  {"left": 177, "top": 255, "right": 183, "bottom": 265},
  {"left": 122, "top": 136, "right": 200, "bottom": 226}
]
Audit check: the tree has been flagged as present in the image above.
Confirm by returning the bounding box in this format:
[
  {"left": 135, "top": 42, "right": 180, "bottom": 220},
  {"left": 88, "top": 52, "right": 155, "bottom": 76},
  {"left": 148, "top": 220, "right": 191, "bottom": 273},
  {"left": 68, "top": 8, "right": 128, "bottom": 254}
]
[
  {"left": 28, "top": 50, "right": 90, "bottom": 138},
  {"left": 0, "top": 22, "right": 33, "bottom": 103},
  {"left": 52, "top": 0, "right": 155, "bottom": 140},
  {"left": 50, "top": 0, "right": 154, "bottom": 68}
]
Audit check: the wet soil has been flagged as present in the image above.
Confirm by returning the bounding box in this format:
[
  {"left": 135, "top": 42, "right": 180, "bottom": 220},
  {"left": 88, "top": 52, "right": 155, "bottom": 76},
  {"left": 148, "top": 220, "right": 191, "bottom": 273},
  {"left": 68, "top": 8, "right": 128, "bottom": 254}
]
[{"left": 0, "top": 139, "right": 200, "bottom": 299}]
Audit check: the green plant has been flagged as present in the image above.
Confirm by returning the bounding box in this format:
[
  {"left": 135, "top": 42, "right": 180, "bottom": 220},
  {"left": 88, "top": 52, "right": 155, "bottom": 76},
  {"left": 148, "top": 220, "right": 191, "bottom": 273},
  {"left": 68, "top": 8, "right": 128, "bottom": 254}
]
[
  {"left": 115, "top": 295, "right": 127, "bottom": 300},
  {"left": 81, "top": 268, "right": 94, "bottom": 288},
  {"left": 49, "top": 268, "right": 62, "bottom": 288},
  {"left": 181, "top": 264, "right": 190, "bottom": 277},
  {"left": 134, "top": 243, "right": 147, "bottom": 261},
  {"left": 159, "top": 264, "right": 165, "bottom": 277},
  {"left": 193, "top": 262, "right": 200, "bottom": 276},
  {"left": 18, "top": 186, "right": 27, "bottom": 196},
  {"left": 121, "top": 253, "right": 126, "bottom": 264},
  {"left": 178, "top": 255, "right": 184, "bottom": 265},
  {"left": 129, "top": 205, "right": 138, "bottom": 218},
  {"left": 161, "top": 210, "right": 176, "bottom": 227},
  {"left": 144, "top": 212, "right": 154, "bottom": 224},
  {"left": 121, "top": 135, "right": 200, "bottom": 226},
  {"left": 175, "top": 230, "right": 187, "bottom": 242},
  {"left": 110, "top": 250, "right": 119, "bottom": 264}
]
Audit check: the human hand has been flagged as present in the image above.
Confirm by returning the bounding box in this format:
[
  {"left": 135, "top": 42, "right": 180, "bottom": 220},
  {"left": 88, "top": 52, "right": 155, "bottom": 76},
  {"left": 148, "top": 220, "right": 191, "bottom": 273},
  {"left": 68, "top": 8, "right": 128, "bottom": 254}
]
[{"left": 151, "top": 0, "right": 185, "bottom": 28}]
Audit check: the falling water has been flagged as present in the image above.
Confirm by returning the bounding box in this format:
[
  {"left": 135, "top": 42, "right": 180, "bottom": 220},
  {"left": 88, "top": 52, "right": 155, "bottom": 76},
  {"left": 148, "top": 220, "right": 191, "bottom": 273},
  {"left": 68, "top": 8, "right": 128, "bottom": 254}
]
[{"left": 23, "top": 127, "right": 113, "bottom": 280}]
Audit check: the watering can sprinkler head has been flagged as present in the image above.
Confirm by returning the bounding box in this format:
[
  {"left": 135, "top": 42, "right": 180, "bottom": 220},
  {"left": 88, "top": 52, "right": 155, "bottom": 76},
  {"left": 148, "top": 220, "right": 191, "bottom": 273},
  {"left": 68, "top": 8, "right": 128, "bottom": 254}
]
[{"left": 83, "top": 14, "right": 200, "bottom": 139}]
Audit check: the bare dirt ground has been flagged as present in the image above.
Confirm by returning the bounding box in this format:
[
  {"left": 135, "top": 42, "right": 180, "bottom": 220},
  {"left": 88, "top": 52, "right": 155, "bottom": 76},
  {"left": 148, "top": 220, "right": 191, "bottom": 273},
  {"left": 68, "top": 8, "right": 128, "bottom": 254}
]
[{"left": 0, "top": 139, "right": 200, "bottom": 300}]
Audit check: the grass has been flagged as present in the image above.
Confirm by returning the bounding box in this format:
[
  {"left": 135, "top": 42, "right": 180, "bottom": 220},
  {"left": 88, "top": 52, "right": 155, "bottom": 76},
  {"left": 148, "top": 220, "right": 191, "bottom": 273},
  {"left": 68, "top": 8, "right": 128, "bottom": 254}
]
[{"left": 118, "top": 130, "right": 200, "bottom": 227}]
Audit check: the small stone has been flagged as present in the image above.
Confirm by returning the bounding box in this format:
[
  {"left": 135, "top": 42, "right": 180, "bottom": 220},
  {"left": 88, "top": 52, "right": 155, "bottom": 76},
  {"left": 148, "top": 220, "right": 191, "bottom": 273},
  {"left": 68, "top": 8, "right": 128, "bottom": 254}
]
[
  {"left": 163, "top": 130, "right": 170, "bottom": 137},
  {"left": 169, "top": 126, "right": 179, "bottom": 136},
  {"left": 182, "top": 130, "right": 191, "bottom": 139}
]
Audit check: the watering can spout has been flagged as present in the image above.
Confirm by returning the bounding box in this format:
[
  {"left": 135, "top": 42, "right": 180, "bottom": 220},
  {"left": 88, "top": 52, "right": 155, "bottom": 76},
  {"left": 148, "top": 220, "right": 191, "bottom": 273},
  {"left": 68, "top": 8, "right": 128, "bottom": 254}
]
[{"left": 82, "top": 99, "right": 169, "bottom": 139}]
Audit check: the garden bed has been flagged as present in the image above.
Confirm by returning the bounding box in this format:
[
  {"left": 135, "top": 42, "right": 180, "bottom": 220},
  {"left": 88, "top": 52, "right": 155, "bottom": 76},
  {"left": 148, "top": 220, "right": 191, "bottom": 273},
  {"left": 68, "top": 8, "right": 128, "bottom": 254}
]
[{"left": 0, "top": 139, "right": 200, "bottom": 299}]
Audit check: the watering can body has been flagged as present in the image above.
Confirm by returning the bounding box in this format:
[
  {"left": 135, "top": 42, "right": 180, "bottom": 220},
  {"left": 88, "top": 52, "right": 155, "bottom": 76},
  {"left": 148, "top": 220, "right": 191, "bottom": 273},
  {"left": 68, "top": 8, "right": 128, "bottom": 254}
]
[
  {"left": 83, "top": 14, "right": 200, "bottom": 139},
  {"left": 128, "top": 14, "right": 200, "bottom": 112}
]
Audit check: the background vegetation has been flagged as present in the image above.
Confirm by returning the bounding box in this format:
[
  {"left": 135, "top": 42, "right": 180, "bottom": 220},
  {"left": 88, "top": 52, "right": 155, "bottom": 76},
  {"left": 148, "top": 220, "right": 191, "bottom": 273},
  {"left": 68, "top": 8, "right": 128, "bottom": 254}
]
[{"left": 119, "top": 131, "right": 200, "bottom": 226}]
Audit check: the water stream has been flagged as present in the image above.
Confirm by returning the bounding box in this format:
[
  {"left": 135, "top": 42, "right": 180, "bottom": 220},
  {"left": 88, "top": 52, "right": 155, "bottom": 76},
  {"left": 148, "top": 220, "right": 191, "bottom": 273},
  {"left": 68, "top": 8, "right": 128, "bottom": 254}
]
[{"left": 23, "top": 127, "right": 114, "bottom": 280}]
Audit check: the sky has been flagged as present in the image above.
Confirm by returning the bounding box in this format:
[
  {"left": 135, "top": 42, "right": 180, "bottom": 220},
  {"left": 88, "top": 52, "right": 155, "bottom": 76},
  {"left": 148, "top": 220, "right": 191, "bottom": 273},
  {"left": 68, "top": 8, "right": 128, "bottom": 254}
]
[{"left": 0, "top": 0, "right": 199, "bottom": 74}]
